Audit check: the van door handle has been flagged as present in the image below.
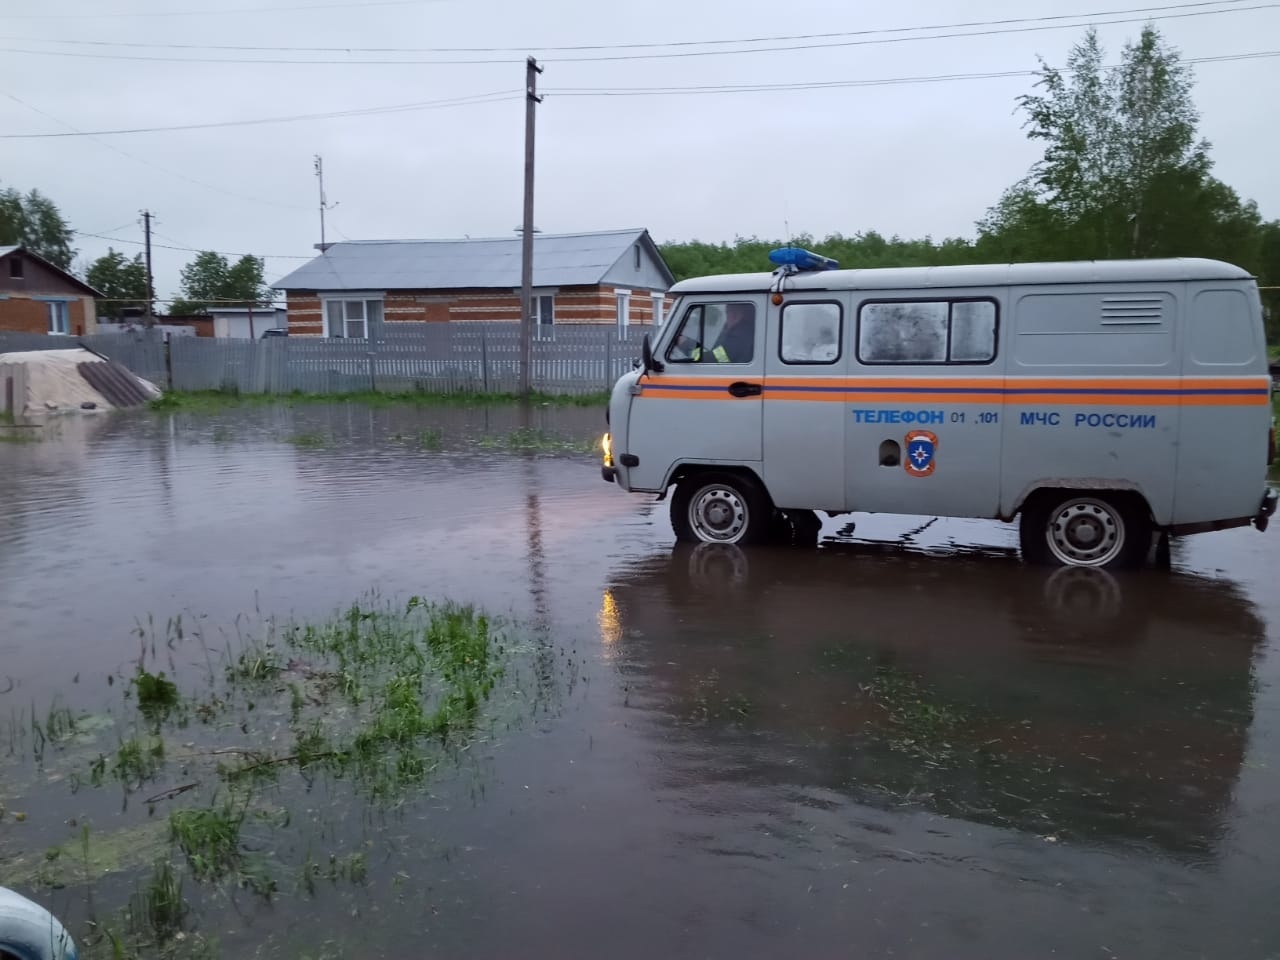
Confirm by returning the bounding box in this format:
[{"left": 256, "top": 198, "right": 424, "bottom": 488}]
[{"left": 727, "top": 381, "right": 762, "bottom": 398}]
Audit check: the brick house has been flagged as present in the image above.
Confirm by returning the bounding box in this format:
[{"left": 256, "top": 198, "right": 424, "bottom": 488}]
[
  {"left": 0, "top": 246, "right": 101, "bottom": 337},
  {"left": 271, "top": 228, "right": 675, "bottom": 338}
]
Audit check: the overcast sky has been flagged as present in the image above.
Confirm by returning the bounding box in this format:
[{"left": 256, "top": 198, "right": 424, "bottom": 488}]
[{"left": 2, "top": 0, "right": 1277, "bottom": 302}]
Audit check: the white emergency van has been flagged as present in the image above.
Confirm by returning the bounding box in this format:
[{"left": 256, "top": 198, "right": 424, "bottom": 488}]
[{"left": 600, "top": 249, "right": 1278, "bottom": 568}]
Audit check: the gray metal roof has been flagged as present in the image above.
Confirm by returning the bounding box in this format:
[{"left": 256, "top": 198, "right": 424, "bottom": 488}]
[
  {"left": 670, "top": 257, "right": 1254, "bottom": 294},
  {"left": 272, "top": 228, "right": 673, "bottom": 292},
  {"left": 0, "top": 246, "right": 19, "bottom": 258}
]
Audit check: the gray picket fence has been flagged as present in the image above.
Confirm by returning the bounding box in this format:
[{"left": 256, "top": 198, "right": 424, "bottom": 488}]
[{"left": 1, "top": 323, "right": 650, "bottom": 396}]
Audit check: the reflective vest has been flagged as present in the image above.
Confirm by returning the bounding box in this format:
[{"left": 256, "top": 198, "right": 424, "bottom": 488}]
[{"left": 691, "top": 344, "right": 730, "bottom": 363}]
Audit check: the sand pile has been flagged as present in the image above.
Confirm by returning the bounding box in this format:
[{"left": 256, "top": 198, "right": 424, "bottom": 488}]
[{"left": 0, "top": 348, "right": 162, "bottom": 417}]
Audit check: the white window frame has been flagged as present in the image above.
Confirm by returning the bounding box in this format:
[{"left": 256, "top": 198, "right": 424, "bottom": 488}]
[
  {"left": 321, "top": 293, "right": 384, "bottom": 339},
  {"left": 651, "top": 293, "right": 665, "bottom": 328},
  {"left": 517, "top": 287, "right": 558, "bottom": 340},
  {"left": 534, "top": 293, "right": 555, "bottom": 340},
  {"left": 46, "top": 300, "right": 70, "bottom": 335},
  {"left": 615, "top": 288, "right": 631, "bottom": 335}
]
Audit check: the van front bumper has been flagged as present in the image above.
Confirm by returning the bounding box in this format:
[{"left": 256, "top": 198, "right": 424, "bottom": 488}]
[{"left": 1257, "top": 487, "right": 1279, "bottom": 532}]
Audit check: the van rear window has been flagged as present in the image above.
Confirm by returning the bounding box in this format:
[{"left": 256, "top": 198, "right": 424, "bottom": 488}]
[{"left": 857, "top": 299, "right": 997, "bottom": 365}]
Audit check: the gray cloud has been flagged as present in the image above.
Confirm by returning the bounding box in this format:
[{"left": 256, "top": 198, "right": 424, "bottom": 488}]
[{"left": 2, "top": 0, "right": 1276, "bottom": 301}]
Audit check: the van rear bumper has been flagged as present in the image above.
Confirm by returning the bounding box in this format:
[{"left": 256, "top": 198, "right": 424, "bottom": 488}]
[{"left": 1161, "top": 489, "right": 1277, "bottom": 536}]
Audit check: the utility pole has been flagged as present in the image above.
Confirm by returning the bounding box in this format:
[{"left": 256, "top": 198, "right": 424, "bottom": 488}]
[
  {"left": 519, "top": 56, "right": 543, "bottom": 397},
  {"left": 142, "top": 209, "right": 155, "bottom": 327},
  {"left": 314, "top": 155, "right": 337, "bottom": 249}
]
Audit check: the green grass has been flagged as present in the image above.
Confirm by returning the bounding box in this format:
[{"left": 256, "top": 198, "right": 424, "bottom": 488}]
[
  {"left": 127, "top": 859, "right": 188, "bottom": 943},
  {"left": 91, "top": 736, "right": 166, "bottom": 790},
  {"left": 169, "top": 805, "right": 245, "bottom": 882},
  {"left": 131, "top": 668, "right": 181, "bottom": 723},
  {"left": 150, "top": 387, "right": 608, "bottom": 413},
  {"left": 0, "top": 430, "right": 41, "bottom": 443},
  {"left": 8, "top": 588, "right": 521, "bottom": 947}
]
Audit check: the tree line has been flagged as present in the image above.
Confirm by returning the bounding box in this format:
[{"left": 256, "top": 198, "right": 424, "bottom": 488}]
[
  {"left": 2, "top": 24, "right": 1276, "bottom": 335},
  {"left": 0, "top": 195, "right": 272, "bottom": 319},
  {"left": 655, "top": 27, "right": 1279, "bottom": 337}
]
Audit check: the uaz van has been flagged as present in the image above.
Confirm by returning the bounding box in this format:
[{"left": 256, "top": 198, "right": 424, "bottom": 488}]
[{"left": 600, "top": 249, "right": 1278, "bottom": 568}]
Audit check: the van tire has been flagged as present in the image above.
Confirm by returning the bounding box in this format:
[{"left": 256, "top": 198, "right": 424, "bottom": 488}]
[
  {"left": 671, "top": 472, "right": 771, "bottom": 546},
  {"left": 1019, "top": 491, "right": 1149, "bottom": 569}
]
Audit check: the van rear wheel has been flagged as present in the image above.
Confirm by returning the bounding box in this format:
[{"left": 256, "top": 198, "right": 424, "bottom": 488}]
[
  {"left": 1019, "top": 492, "right": 1149, "bottom": 569},
  {"left": 671, "top": 473, "right": 770, "bottom": 546}
]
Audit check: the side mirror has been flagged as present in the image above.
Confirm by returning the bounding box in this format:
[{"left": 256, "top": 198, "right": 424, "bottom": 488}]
[{"left": 641, "top": 333, "right": 664, "bottom": 374}]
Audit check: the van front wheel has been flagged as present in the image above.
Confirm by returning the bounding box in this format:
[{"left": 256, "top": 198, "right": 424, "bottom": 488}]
[
  {"left": 1020, "top": 492, "right": 1148, "bottom": 569},
  {"left": 671, "top": 473, "right": 770, "bottom": 546}
]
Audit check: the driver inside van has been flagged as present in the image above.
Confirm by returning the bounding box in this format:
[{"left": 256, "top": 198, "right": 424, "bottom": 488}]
[{"left": 686, "top": 303, "right": 755, "bottom": 363}]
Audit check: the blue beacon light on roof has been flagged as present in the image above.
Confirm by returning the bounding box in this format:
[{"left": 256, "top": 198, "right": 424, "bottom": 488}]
[{"left": 768, "top": 247, "right": 839, "bottom": 272}]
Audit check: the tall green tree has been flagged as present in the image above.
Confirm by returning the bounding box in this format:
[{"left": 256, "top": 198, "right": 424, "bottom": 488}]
[
  {"left": 86, "top": 248, "right": 150, "bottom": 319},
  {"left": 976, "top": 24, "right": 1262, "bottom": 265},
  {"left": 169, "top": 251, "right": 271, "bottom": 314},
  {"left": 0, "top": 184, "right": 76, "bottom": 269}
]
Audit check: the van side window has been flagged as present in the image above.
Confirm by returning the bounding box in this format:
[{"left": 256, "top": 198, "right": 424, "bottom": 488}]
[
  {"left": 780, "top": 302, "right": 842, "bottom": 364},
  {"left": 666, "top": 302, "right": 756, "bottom": 364},
  {"left": 858, "top": 299, "right": 997, "bottom": 364}
]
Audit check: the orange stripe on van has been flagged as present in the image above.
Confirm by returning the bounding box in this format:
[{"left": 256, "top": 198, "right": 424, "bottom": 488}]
[{"left": 635, "top": 374, "right": 1272, "bottom": 404}]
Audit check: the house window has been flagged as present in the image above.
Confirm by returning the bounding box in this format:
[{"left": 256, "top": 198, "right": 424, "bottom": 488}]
[
  {"left": 47, "top": 301, "right": 70, "bottom": 335},
  {"left": 532, "top": 294, "right": 555, "bottom": 339},
  {"left": 634, "top": 246, "right": 641, "bottom": 270},
  {"left": 9, "top": 258, "right": 23, "bottom": 279},
  {"left": 615, "top": 289, "right": 631, "bottom": 334},
  {"left": 324, "top": 297, "right": 383, "bottom": 339}
]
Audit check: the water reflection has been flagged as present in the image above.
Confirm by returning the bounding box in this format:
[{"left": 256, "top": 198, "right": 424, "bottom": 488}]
[{"left": 604, "top": 543, "right": 1264, "bottom": 860}]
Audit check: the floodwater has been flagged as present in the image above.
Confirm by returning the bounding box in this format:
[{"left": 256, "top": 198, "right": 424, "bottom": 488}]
[{"left": 2, "top": 403, "right": 1279, "bottom": 959}]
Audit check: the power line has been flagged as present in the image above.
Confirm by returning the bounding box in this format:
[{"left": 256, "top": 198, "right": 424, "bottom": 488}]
[
  {"left": 544, "top": 50, "right": 1280, "bottom": 97},
  {"left": 1, "top": 90, "right": 313, "bottom": 210},
  {"left": 0, "top": 90, "right": 520, "bottom": 139},
  {"left": 0, "top": 0, "right": 1256, "bottom": 54},
  {"left": 0, "top": 0, "right": 458, "bottom": 20},
  {"left": 74, "top": 230, "right": 313, "bottom": 260},
  {"left": 0, "top": 2, "right": 1276, "bottom": 65},
  {"left": 5, "top": 48, "right": 1274, "bottom": 141},
  {"left": 78, "top": 221, "right": 142, "bottom": 240}
]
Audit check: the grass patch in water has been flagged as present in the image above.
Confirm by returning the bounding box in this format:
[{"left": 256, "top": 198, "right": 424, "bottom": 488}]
[
  {"left": 5, "top": 821, "right": 170, "bottom": 889},
  {"left": 130, "top": 668, "right": 181, "bottom": 723},
  {"left": 6, "top": 589, "right": 528, "bottom": 951},
  {"left": 169, "top": 805, "right": 244, "bottom": 883},
  {"left": 866, "top": 665, "right": 968, "bottom": 761},
  {"left": 126, "top": 858, "right": 188, "bottom": 944},
  {"left": 288, "top": 430, "right": 330, "bottom": 449},
  {"left": 91, "top": 736, "right": 166, "bottom": 790},
  {"left": 0, "top": 430, "right": 41, "bottom": 443},
  {"left": 226, "top": 643, "right": 283, "bottom": 684},
  {"left": 476, "top": 427, "right": 597, "bottom": 455}
]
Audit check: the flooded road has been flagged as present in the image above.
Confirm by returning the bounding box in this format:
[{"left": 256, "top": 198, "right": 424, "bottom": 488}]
[{"left": 2, "top": 403, "right": 1279, "bottom": 959}]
